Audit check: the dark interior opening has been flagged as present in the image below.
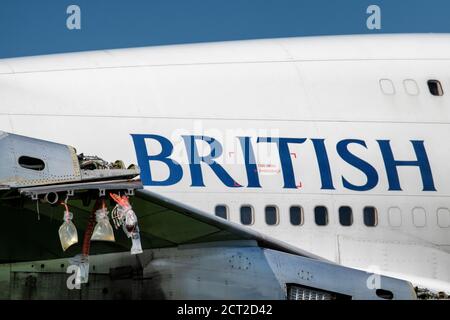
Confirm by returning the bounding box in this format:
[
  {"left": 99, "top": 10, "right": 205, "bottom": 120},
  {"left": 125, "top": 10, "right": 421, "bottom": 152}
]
[
  {"left": 289, "top": 206, "right": 303, "bottom": 226},
  {"left": 376, "top": 289, "right": 394, "bottom": 300},
  {"left": 427, "top": 80, "right": 444, "bottom": 96},
  {"left": 18, "top": 156, "right": 45, "bottom": 171},
  {"left": 339, "top": 206, "right": 353, "bottom": 226},
  {"left": 363, "top": 206, "right": 378, "bottom": 227},
  {"left": 265, "top": 206, "right": 278, "bottom": 225},
  {"left": 314, "top": 206, "right": 328, "bottom": 226},
  {"left": 215, "top": 205, "right": 228, "bottom": 220},
  {"left": 240, "top": 206, "right": 253, "bottom": 225}
]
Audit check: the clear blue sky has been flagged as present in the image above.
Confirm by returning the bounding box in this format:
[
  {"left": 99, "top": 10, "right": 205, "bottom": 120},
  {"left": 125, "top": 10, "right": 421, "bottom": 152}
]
[{"left": 1, "top": 0, "right": 449, "bottom": 58}]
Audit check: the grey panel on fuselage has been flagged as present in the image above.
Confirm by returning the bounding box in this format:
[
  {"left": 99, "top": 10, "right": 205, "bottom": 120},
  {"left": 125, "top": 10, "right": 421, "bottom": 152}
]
[{"left": 0, "top": 131, "right": 80, "bottom": 188}]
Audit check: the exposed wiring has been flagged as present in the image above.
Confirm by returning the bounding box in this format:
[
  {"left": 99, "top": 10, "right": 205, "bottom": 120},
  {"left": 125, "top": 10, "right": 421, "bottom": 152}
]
[{"left": 82, "top": 199, "right": 102, "bottom": 256}]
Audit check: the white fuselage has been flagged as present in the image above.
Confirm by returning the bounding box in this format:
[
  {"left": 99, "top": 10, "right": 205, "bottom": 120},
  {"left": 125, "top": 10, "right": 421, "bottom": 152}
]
[{"left": 0, "top": 34, "right": 449, "bottom": 292}]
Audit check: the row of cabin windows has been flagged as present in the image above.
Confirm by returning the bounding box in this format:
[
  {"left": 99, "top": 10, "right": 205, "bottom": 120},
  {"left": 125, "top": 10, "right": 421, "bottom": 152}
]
[
  {"left": 214, "top": 205, "right": 378, "bottom": 227},
  {"left": 379, "top": 79, "right": 444, "bottom": 96},
  {"left": 215, "top": 205, "right": 450, "bottom": 228}
]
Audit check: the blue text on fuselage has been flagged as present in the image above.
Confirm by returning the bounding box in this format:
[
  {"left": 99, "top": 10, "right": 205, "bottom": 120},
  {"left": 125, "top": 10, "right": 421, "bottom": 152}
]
[{"left": 131, "top": 134, "right": 436, "bottom": 192}]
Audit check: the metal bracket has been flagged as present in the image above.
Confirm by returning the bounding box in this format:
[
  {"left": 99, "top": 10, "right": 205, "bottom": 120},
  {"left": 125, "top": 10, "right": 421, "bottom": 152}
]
[{"left": 18, "top": 179, "right": 143, "bottom": 200}]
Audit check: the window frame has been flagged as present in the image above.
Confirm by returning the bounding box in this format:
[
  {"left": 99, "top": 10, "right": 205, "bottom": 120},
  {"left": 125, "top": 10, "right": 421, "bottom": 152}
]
[
  {"left": 363, "top": 206, "right": 378, "bottom": 227},
  {"left": 289, "top": 205, "right": 304, "bottom": 226},
  {"left": 338, "top": 206, "right": 353, "bottom": 227},
  {"left": 314, "top": 205, "right": 329, "bottom": 226},
  {"left": 240, "top": 205, "right": 255, "bottom": 226},
  {"left": 437, "top": 207, "right": 450, "bottom": 228},
  {"left": 264, "top": 205, "right": 279, "bottom": 226},
  {"left": 379, "top": 78, "right": 396, "bottom": 95},
  {"left": 412, "top": 207, "right": 427, "bottom": 228},
  {"left": 427, "top": 79, "right": 444, "bottom": 96},
  {"left": 214, "top": 204, "right": 229, "bottom": 220},
  {"left": 388, "top": 207, "right": 402, "bottom": 227},
  {"left": 403, "top": 79, "right": 420, "bottom": 96}
]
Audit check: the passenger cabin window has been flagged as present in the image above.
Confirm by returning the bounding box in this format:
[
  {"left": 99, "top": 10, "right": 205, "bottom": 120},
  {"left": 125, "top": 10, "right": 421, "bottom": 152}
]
[
  {"left": 339, "top": 206, "right": 353, "bottom": 226},
  {"left": 403, "top": 79, "right": 420, "bottom": 96},
  {"left": 314, "top": 206, "right": 328, "bottom": 226},
  {"left": 428, "top": 80, "right": 444, "bottom": 96},
  {"left": 437, "top": 208, "right": 450, "bottom": 228},
  {"left": 289, "top": 206, "right": 304, "bottom": 226},
  {"left": 265, "top": 206, "right": 279, "bottom": 226},
  {"left": 412, "top": 207, "right": 427, "bottom": 227},
  {"left": 363, "top": 206, "right": 378, "bottom": 227},
  {"left": 240, "top": 205, "right": 254, "bottom": 225},
  {"left": 215, "top": 205, "right": 228, "bottom": 220},
  {"left": 379, "top": 79, "right": 395, "bottom": 95},
  {"left": 388, "top": 207, "right": 402, "bottom": 227}
]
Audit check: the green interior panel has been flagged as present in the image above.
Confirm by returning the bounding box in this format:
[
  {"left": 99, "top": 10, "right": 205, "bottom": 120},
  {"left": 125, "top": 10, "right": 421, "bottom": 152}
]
[{"left": 0, "top": 189, "right": 245, "bottom": 263}]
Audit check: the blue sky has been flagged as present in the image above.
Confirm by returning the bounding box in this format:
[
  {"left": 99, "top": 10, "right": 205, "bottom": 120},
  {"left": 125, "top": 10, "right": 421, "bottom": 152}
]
[{"left": 1, "top": 0, "right": 449, "bottom": 58}]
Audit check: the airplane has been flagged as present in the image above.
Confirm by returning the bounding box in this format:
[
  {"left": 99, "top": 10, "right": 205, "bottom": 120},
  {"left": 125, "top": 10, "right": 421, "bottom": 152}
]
[{"left": 0, "top": 33, "right": 449, "bottom": 299}]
